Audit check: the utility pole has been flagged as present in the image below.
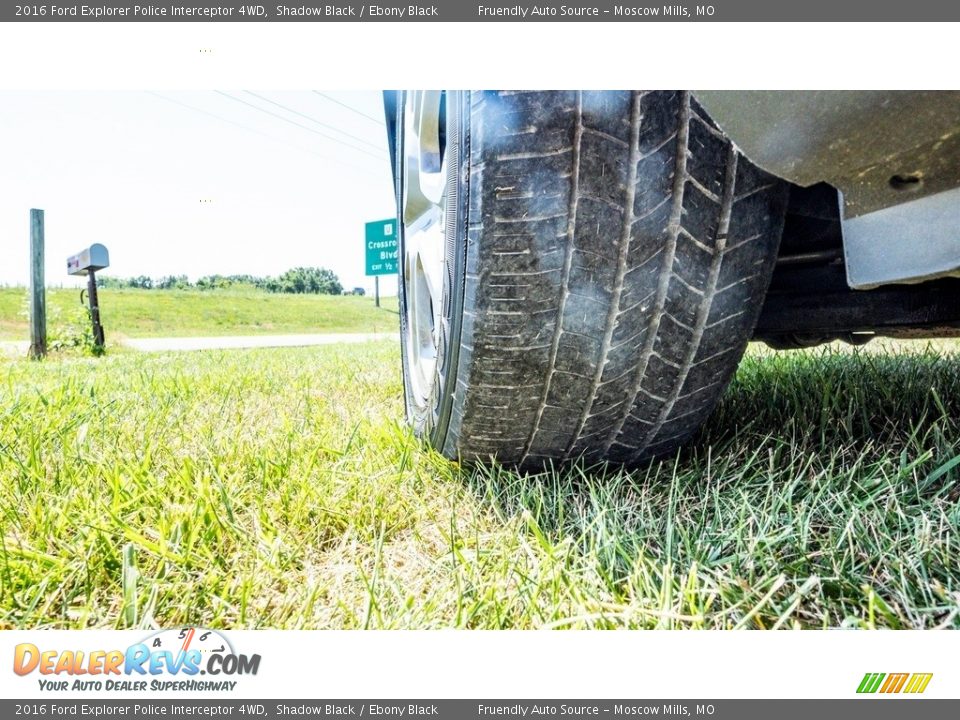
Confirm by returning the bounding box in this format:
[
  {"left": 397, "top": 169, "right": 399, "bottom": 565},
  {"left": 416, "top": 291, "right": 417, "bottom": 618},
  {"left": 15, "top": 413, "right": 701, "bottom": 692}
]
[{"left": 29, "top": 209, "right": 46, "bottom": 359}]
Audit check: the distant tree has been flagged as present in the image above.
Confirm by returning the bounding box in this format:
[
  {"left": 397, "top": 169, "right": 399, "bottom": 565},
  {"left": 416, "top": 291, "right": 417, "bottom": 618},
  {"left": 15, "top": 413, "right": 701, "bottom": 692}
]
[
  {"left": 91, "top": 268, "right": 342, "bottom": 295},
  {"left": 268, "top": 267, "right": 342, "bottom": 295},
  {"left": 196, "top": 274, "right": 228, "bottom": 290},
  {"left": 155, "top": 275, "right": 191, "bottom": 290},
  {"left": 129, "top": 275, "right": 154, "bottom": 289},
  {"left": 96, "top": 276, "right": 123, "bottom": 288},
  {"left": 196, "top": 274, "right": 270, "bottom": 290}
]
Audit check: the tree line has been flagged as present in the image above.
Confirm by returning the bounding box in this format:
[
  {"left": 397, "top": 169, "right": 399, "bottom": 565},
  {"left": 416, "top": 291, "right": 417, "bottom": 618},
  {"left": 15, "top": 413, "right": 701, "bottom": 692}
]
[{"left": 96, "top": 267, "right": 344, "bottom": 295}]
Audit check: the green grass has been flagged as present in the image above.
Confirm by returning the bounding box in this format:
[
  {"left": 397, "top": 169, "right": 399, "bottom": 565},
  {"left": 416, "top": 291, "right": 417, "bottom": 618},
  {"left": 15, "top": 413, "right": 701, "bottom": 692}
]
[
  {"left": 0, "top": 287, "right": 399, "bottom": 340},
  {"left": 1, "top": 341, "right": 958, "bottom": 629}
]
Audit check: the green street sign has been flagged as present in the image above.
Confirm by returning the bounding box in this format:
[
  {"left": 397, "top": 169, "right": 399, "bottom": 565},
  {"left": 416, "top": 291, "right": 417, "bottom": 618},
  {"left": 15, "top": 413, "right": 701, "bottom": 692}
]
[{"left": 365, "top": 218, "right": 398, "bottom": 276}]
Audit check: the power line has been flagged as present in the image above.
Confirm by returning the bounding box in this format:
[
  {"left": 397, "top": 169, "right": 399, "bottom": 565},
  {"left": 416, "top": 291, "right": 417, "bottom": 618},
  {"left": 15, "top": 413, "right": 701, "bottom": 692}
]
[
  {"left": 312, "top": 91, "right": 386, "bottom": 126},
  {"left": 144, "top": 92, "right": 381, "bottom": 177},
  {"left": 147, "top": 91, "right": 273, "bottom": 138},
  {"left": 215, "top": 91, "right": 385, "bottom": 160},
  {"left": 243, "top": 90, "right": 384, "bottom": 152}
]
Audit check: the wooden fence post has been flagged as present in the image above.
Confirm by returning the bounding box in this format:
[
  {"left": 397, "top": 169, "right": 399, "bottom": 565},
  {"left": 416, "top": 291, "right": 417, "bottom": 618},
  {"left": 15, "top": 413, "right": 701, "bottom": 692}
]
[{"left": 29, "top": 209, "right": 46, "bottom": 360}]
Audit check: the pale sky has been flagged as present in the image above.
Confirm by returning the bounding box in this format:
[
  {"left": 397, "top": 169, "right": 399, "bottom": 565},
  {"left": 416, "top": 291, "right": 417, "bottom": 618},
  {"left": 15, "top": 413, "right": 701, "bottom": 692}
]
[{"left": 0, "top": 91, "right": 398, "bottom": 295}]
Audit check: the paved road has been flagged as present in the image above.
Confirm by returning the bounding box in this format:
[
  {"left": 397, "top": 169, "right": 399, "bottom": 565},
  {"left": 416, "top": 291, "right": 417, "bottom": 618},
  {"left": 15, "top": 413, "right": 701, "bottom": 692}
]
[
  {"left": 0, "top": 341, "right": 29, "bottom": 357},
  {"left": 0, "top": 333, "right": 398, "bottom": 356},
  {"left": 122, "top": 332, "right": 399, "bottom": 352}
]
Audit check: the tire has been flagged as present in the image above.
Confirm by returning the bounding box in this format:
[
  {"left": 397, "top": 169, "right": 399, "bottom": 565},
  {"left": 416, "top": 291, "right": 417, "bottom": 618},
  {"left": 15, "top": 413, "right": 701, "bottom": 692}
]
[{"left": 396, "top": 90, "right": 789, "bottom": 468}]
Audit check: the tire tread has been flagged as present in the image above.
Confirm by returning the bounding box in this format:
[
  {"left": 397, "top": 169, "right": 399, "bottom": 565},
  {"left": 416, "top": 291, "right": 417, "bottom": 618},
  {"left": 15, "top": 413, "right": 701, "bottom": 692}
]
[{"left": 441, "top": 90, "right": 789, "bottom": 466}]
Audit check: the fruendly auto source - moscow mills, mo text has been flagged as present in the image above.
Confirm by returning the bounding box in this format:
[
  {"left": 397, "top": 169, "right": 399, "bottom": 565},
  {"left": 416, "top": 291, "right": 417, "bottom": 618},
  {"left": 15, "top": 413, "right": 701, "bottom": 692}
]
[{"left": 476, "top": 4, "right": 711, "bottom": 17}]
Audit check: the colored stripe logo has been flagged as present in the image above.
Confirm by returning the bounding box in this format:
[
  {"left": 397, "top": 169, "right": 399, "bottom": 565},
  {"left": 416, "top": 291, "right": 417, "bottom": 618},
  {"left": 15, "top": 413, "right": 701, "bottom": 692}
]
[{"left": 857, "top": 673, "right": 933, "bottom": 694}]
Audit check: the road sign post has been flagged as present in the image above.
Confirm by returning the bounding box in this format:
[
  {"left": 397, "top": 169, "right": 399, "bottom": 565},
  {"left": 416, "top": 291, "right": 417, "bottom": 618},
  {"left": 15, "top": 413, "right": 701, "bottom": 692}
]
[{"left": 365, "top": 219, "right": 398, "bottom": 309}]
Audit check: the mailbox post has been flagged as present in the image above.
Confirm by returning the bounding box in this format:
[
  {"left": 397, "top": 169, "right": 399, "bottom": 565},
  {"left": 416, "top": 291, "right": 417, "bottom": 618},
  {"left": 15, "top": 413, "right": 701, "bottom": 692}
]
[
  {"left": 85, "top": 272, "right": 105, "bottom": 349},
  {"left": 67, "top": 243, "right": 110, "bottom": 351}
]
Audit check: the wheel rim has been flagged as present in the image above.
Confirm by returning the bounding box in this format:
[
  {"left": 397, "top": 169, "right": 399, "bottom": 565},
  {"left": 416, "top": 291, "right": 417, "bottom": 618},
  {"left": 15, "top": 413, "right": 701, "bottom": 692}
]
[{"left": 402, "top": 91, "right": 449, "bottom": 413}]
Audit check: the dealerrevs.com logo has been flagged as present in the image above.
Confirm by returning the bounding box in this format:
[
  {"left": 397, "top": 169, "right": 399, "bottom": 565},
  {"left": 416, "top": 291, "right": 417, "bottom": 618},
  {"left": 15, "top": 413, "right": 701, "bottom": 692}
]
[
  {"left": 13, "top": 628, "right": 261, "bottom": 692},
  {"left": 857, "top": 673, "right": 933, "bottom": 695}
]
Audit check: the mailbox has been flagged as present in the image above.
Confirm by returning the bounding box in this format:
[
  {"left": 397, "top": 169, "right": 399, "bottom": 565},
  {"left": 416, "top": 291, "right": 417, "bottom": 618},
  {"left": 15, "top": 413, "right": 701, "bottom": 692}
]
[
  {"left": 67, "top": 244, "right": 110, "bottom": 276},
  {"left": 66, "top": 243, "right": 109, "bottom": 351}
]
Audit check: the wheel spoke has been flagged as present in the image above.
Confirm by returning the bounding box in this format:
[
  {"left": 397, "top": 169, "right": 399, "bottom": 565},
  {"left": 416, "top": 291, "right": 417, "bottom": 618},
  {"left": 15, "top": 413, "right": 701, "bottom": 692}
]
[
  {"left": 401, "top": 90, "right": 451, "bottom": 412},
  {"left": 417, "top": 222, "right": 446, "bottom": 316}
]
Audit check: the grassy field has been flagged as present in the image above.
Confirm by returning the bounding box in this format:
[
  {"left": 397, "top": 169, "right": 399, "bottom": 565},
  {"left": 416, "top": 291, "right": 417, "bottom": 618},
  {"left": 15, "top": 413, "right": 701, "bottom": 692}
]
[
  {"left": 1, "top": 341, "right": 958, "bottom": 629},
  {"left": 0, "top": 287, "right": 399, "bottom": 340}
]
